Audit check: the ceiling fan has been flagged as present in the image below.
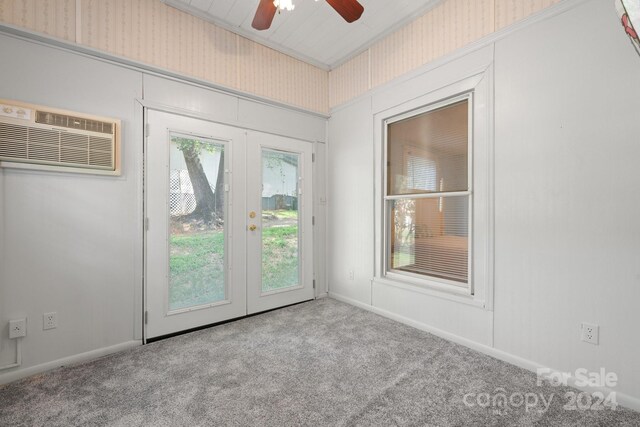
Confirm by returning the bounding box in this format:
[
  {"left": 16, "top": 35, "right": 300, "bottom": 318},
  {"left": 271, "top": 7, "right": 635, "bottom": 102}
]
[{"left": 252, "top": 0, "right": 364, "bottom": 31}]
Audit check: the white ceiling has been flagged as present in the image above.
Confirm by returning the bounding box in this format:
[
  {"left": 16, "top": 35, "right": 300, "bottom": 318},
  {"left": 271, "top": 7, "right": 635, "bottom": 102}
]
[{"left": 162, "top": 0, "right": 442, "bottom": 70}]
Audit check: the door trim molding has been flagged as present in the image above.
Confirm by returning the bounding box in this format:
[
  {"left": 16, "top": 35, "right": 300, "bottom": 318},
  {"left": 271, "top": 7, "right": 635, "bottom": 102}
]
[
  {"left": 144, "top": 110, "right": 248, "bottom": 340},
  {"left": 138, "top": 99, "right": 320, "bottom": 145}
]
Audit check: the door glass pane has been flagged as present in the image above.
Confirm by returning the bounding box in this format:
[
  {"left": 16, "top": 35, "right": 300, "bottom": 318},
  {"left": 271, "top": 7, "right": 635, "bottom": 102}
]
[
  {"left": 261, "top": 149, "right": 300, "bottom": 292},
  {"left": 169, "top": 134, "right": 226, "bottom": 310},
  {"left": 389, "top": 196, "right": 468, "bottom": 284},
  {"left": 387, "top": 100, "right": 468, "bottom": 196}
]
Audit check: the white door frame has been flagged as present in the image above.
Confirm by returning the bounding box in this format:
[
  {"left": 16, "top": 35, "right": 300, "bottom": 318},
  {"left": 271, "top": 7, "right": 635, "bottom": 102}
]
[
  {"left": 246, "top": 131, "right": 315, "bottom": 314},
  {"left": 142, "top": 106, "right": 317, "bottom": 341},
  {"left": 144, "top": 109, "right": 248, "bottom": 340}
]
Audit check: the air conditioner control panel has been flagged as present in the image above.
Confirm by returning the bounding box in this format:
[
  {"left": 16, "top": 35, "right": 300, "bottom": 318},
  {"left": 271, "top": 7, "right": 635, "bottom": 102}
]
[{"left": 0, "top": 103, "right": 32, "bottom": 121}]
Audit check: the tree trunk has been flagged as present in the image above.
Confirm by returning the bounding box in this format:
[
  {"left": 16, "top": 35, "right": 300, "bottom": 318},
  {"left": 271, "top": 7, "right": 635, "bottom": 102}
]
[{"left": 182, "top": 145, "right": 216, "bottom": 220}]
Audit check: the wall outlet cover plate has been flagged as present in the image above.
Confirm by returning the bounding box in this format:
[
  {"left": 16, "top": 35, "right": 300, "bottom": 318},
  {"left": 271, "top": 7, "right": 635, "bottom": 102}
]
[
  {"left": 581, "top": 322, "right": 599, "bottom": 345},
  {"left": 9, "top": 318, "right": 27, "bottom": 339}
]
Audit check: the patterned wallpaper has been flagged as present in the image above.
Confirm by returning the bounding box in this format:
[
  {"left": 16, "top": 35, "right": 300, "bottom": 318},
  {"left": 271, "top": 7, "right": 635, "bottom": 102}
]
[
  {"left": 328, "top": 50, "right": 369, "bottom": 109},
  {"left": 495, "top": 0, "right": 563, "bottom": 29},
  {"left": 0, "top": 0, "right": 329, "bottom": 113},
  {"left": 329, "top": 0, "right": 562, "bottom": 109},
  {"left": 0, "top": 0, "right": 562, "bottom": 113},
  {"left": 0, "top": 0, "right": 76, "bottom": 42}
]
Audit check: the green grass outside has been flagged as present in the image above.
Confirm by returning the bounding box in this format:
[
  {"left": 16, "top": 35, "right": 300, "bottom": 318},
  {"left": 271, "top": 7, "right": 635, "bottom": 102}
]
[
  {"left": 261, "top": 225, "right": 299, "bottom": 292},
  {"left": 169, "top": 222, "right": 299, "bottom": 310},
  {"left": 169, "top": 231, "right": 225, "bottom": 310},
  {"left": 263, "top": 210, "right": 298, "bottom": 219}
]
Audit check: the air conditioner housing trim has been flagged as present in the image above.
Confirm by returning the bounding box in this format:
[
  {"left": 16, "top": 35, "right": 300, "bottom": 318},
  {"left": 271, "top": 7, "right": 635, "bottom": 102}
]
[{"left": 0, "top": 98, "right": 121, "bottom": 176}]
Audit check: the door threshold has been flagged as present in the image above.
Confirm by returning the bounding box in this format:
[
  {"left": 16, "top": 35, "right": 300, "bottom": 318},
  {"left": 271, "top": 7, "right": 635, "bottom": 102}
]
[{"left": 145, "top": 299, "right": 314, "bottom": 344}]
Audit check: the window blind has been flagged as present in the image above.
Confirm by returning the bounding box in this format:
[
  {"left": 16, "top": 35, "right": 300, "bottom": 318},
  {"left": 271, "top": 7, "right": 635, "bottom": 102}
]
[{"left": 386, "top": 99, "right": 470, "bottom": 285}]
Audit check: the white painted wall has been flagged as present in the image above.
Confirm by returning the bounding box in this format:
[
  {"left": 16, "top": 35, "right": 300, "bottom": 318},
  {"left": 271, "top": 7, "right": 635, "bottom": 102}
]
[
  {"left": 327, "top": 97, "right": 374, "bottom": 305},
  {"left": 328, "top": 0, "right": 640, "bottom": 405},
  {"left": 313, "top": 141, "right": 328, "bottom": 296},
  {"left": 492, "top": 0, "right": 640, "bottom": 401},
  {"left": 0, "top": 34, "right": 144, "bottom": 376}
]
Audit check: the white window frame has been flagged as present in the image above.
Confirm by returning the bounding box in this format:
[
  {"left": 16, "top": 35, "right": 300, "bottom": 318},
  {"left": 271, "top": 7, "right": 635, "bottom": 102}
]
[
  {"left": 385, "top": 93, "right": 473, "bottom": 290},
  {"left": 373, "top": 69, "right": 493, "bottom": 308}
]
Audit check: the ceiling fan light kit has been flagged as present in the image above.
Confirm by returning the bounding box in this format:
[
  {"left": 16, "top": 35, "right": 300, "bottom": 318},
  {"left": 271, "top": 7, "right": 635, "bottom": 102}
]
[
  {"left": 252, "top": 0, "right": 364, "bottom": 30},
  {"left": 274, "top": 0, "right": 296, "bottom": 12}
]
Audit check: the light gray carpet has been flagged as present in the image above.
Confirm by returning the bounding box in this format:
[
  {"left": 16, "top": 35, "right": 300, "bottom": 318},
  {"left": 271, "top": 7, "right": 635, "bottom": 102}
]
[{"left": 0, "top": 298, "right": 638, "bottom": 426}]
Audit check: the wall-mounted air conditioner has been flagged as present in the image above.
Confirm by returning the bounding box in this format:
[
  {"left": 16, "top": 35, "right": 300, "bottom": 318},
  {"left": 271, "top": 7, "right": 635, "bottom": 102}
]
[{"left": 0, "top": 99, "right": 121, "bottom": 175}]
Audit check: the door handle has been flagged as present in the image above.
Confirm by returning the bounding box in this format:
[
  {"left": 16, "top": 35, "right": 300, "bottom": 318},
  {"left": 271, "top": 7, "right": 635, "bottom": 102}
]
[{"left": 249, "top": 224, "right": 257, "bottom": 231}]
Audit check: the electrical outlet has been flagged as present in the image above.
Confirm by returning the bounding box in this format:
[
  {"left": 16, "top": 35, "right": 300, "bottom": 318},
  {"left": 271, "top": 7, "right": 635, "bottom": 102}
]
[
  {"left": 9, "top": 318, "right": 26, "bottom": 339},
  {"left": 348, "top": 270, "right": 354, "bottom": 280},
  {"left": 581, "top": 322, "right": 599, "bottom": 345},
  {"left": 43, "top": 312, "right": 57, "bottom": 330}
]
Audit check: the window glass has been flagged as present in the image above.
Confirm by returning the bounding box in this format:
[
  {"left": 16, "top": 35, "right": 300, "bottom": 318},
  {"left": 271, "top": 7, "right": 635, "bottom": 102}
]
[
  {"left": 168, "top": 135, "right": 226, "bottom": 310},
  {"left": 386, "top": 98, "right": 470, "bottom": 285},
  {"left": 387, "top": 100, "right": 468, "bottom": 196},
  {"left": 406, "top": 152, "right": 437, "bottom": 192},
  {"left": 389, "top": 196, "right": 469, "bottom": 284}
]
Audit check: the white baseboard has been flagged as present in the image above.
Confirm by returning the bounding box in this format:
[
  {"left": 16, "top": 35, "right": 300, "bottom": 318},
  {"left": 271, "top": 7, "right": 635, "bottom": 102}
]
[
  {"left": 328, "top": 292, "right": 640, "bottom": 413},
  {"left": 0, "top": 340, "right": 141, "bottom": 386}
]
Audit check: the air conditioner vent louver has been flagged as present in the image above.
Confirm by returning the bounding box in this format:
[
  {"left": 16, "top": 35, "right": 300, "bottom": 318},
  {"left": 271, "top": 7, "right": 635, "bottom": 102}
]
[
  {"left": 0, "top": 123, "right": 114, "bottom": 169},
  {"left": 36, "top": 111, "right": 114, "bottom": 134},
  {"left": 0, "top": 99, "right": 120, "bottom": 175},
  {"left": 0, "top": 123, "right": 27, "bottom": 158}
]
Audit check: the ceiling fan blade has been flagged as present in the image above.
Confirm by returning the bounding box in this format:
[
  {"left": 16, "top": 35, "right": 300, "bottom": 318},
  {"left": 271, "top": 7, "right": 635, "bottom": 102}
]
[
  {"left": 325, "top": 0, "right": 364, "bottom": 23},
  {"left": 252, "top": 0, "right": 277, "bottom": 30}
]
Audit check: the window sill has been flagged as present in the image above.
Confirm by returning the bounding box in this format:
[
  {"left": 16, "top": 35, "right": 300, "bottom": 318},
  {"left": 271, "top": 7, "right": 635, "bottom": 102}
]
[{"left": 373, "top": 275, "right": 488, "bottom": 309}]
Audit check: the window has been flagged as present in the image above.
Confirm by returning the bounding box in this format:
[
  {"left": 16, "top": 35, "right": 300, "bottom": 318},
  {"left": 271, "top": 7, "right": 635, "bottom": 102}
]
[
  {"left": 405, "top": 148, "right": 437, "bottom": 192},
  {"left": 374, "top": 64, "right": 492, "bottom": 305},
  {"left": 385, "top": 97, "right": 471, "bottom": 287}
]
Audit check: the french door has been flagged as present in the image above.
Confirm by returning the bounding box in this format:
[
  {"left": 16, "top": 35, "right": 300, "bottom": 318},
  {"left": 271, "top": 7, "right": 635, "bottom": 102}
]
[
  {"left": 246, "top": 132, "right": 314, "bottom": 314},
  {"left": 145, "top": 110, "right": 313, "bottom": 339}
]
